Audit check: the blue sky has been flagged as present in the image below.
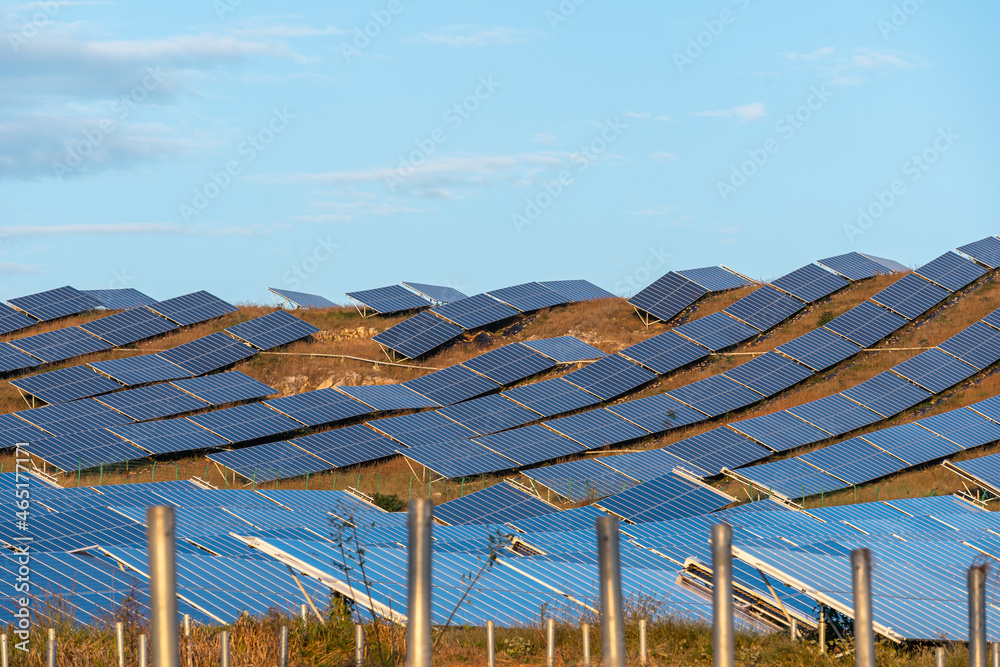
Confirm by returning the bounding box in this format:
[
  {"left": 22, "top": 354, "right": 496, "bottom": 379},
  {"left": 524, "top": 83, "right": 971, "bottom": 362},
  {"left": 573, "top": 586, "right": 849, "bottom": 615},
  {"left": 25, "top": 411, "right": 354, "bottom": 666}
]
[{"left": 1, "top": 1, "right": 997, "bottom": 304}]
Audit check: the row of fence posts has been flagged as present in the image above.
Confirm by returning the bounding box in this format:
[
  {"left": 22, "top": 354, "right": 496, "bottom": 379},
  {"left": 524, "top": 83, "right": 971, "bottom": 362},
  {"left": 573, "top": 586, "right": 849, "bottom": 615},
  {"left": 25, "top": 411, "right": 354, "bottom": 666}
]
[{"left": 13, "top": 502, "right": 1000, "bottom": 666}]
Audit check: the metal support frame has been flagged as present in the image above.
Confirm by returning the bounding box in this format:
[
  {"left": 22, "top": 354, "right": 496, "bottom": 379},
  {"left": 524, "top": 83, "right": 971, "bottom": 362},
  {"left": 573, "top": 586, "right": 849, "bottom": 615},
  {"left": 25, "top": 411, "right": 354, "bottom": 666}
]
[
  {"left": 596, "top": 515, "right": 626, "bottom": 667},
  {"left": 406, "top": 498, "right": 432, "bottom": 667},
  {"left": 712, "top": 524, "right": 734, "bottom": 667}
]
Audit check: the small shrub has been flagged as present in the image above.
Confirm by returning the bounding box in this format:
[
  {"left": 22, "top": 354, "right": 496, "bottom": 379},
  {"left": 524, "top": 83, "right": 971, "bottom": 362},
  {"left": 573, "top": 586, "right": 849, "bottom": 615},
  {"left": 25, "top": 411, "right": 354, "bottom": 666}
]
[
  {"left": 372, "top": 492, "right": 406, "bottom": 512},
  {"left": 501, "top": 636, "right": 533, "bottom": 659},
  {"left": 817, "top": 310, "right": 836, "bottom": 326}
]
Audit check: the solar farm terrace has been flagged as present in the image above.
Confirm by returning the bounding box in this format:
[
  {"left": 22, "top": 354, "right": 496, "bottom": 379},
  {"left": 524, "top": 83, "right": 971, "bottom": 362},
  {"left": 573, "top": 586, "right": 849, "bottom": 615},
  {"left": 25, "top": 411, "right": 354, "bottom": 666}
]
[{"left": 7, "top": 237, "right": 1000, "bottom": 651}]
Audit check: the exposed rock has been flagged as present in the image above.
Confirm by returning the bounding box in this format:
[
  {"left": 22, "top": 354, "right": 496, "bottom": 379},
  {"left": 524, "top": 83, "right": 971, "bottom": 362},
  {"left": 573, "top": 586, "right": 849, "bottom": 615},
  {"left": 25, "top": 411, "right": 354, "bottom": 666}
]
[
  {"left": 313, "top": 326, "right": 379, "bottom": 343},
  {"left": 471, "top": 332, "right": 494, "bottom": 347},
  {"left": 279, "top": 375, "right": 310, "bottom": 396}
]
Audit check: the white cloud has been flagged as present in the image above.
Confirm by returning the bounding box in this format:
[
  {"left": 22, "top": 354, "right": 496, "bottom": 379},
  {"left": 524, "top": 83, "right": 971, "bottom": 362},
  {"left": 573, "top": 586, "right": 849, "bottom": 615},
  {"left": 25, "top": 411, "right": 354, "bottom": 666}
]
[
  {"left": 0, "top": 223, "right": 266, "bottom": 237},
  {"left": 650, "top": 151, "right": 676, "bottom": 162},
  {"left": 691, "top": 102, "right": 766, "bottom": 123},
  {"left": 779, "top": 46, "right": 919, "bottom": 86},
  {"left": 0, "top": 261, "right": 42, "bottom": 275},
  {"left": 780, "top": 46, "right": 837, "bottom": 61},
  {"left": 403, "top": 25, "right": 527, "bottom": 48},
  {"left": 624, "top": 111, "right": 674, "bottom": 122},
  {"left": 233, "top": 25, "right": 347, "bottom": 38},
  {"left": 630, "top": 204, "right": 679, "bottom": 216},
  {"left": 531, "top": 132, "right": 556, "bottom": 144}
]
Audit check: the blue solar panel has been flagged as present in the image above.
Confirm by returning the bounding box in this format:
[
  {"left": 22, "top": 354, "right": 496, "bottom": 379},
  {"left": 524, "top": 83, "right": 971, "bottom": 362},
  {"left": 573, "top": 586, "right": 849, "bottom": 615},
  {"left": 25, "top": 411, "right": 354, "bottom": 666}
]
[
  {"left": 817, "top": 252, "right": 907, "bottom": 280},
  {"left": 664, "top": 427, "right": 771, "bottom": 477},
  {"left": 264, "top": 387, "right": 370, "bottom": 427},
  {"left": 29, "top": 429, "right": 146, "bottom": 472},
  {"left": 606, "top": 393, "right": 707, "bottom": 434},
  {"left": 16, "top": 400, "right": 133, "bottom": 436},
  {"left": 666, "top": 375, "right": 763, "bottom": 417},
  {"left": 560, "top": 353, "right": 656, "bottom": 400},
  {"left": 914, "top": 251, "right": 987, "bottom": 291},
  {"left": 371, "top": 311, "right": 465, "bottom": 359},
  {"left": 0, "top": 413, "right": 48, "bottom": 449},
  {"left": 434, "top": 483, "right": 558, "bottom": 524},
  {"left": 485, "top": 282, "right": 569, "bottom": 312},
  {"left": 676, "top": 266, "right": 750, "bottom": 291},
  {"left": 627, "top": 272, "right": 707, "bottom": 324},
  {"left": 822, "top": 300, "right": 909, "bottom": 348},
  {"left": 171, "top": 371, "right": 275, "bottom": 405},
  {"left": 367, "top": 411, "right": 478, "bottom": 448},
  {"left": 186, "top": 403, "right": 302, "bottom": 444},
  {"left": 96, "top": 383, "right": 208, "bottom": 421},
  {"left": 501, "top": 378, "right": 600, "bottom": 418},
  {"left": 461, "top": 343, "right": 556, "bottom": 386},
  {"left": 619, "top": 330, "right": 709, "bottom": 375},
  {"left": 673, "top": 311, "right": 759, "bottom": 351},
  {"left": 775, "top": 327, "right": 862, "bottom": 371},
  {"left": 401, "top": 282, "right": 469, "bottom": 304},
  {"left": 157, "top": 332, "right": 256, "bottom": 375},
  {"left": 0, "top": 302, "right": 38, "bottom": 335},
  {"left": 840, "top": 371, "right": 932, "bottom": 417},
  {"left": 917, "top": 409, "right": 1000, "bottom": 449},
  {"left": 970, "top": 395, "right": 1000, "bottom": 425},
  {"left": 596, "top": 472, "right": 733, "bottom": 524},
  {"left": 938, "top": 321, "right": 1000, "bottom": 370},
  {"left": 208, "top": 441, "right": 331, "bottom": 482},
  {"left": 146, "top": 291, "right": 237, "bottom": 326},
  {"left": 949, "top": 453, "right": 1000, "bottom": 491},
  {"left": 89, "top": 354, "right": 192, "bottom": 385},
  {"left": 432, "top": 293, "right": 520, "bottom": 330},
  {"left": 474, "top": 424, "right": 585, "bottom": 466},
  {"left": 871, "top": 273, "right": 950, "bottom": 319},
  {"left": 0, "top": 342, "right": 40, "bottom": 373},
  {"left": 9, "top": 326, "right": 111, "bottom": 363},
  {"left": 79, "top": 307, "right": 178, "bottom": 346},
  {"left": 786, "top": 393, "right": 883, "bottom": 436},
  {"left": 511, "top": 505, "right": 608, "bottom": 533},
  {"left": 292, "top": 424, "right": 399, "bottom": 468},
  {"left": 336, "top": 383, "right": 439, "bottom": 411},
  {"left": 771, "top": 264, "right": 849, "bottom": 303},
  {"left": 891, "top": 347, "right": 978, "bottom": 393},
  {"left": 401, "top": 364, "right": 499, "bottom": 405},
  {"left": 724, "top": 285, "right": 805, "bottom": 331},
  {"left": 543, "top": 409, "right": 647, "bottom": 449},
  {"left": 403, "top": 439, "right": 518, "bottom": 478},
  {"left": 225, "top": 311, "right": 319, "bottom": 350},
  {"left": 7, "top": 286, "right": 101, "bottom": 322},
  {"left": 109, "top": 418, "right": 228, "bottom": 455},
  {"left": 11, "top": 366, "right": 122, "bottom": 404},
  {"left": 958, "top": 236, "right": 1000, "bottom": 269},
  {"left": 859, "top": 422, "right": 962, "bottom": 465},
  {"left": 524, "top": 459, "right": 637, "bottom": 501},
  {"left": 729, "top": 411, "right": 832, "bottom": 452},
  {"left": 268, "top": 287, "right": 337, "bottom": 309},
  {"left": 520, "top": 337, "right": 606, "bottom": 364},
  {"left": 346, "top": 284, "right": 429, "bottom": 314},
  {"left": 799, "top": 437, "right": 909, "bottom": 486},
  {"left": 594, "top": 448, "right": 684, "bottom": 482},
  {"left": 435, "top": 394, "right": 539, "bottom": 436},
  {"left": 537, "top": 279, "right": 614, "bottom": 302},
  {"left": 82, "top": 288, "right": 158, "bottom": 310},
  {"left": 722, "top": 352, "right": 814, "bottom": 397},
  {"left": 732, "top": 457, "right": 842, "bottom": 498}
]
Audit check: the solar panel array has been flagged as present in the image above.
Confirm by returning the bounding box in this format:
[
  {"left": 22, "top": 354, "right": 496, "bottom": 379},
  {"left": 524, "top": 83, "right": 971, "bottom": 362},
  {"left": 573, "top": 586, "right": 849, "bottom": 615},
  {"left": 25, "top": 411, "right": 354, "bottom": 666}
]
[
  {"left": 268, "top": 287, "right": 337, "bottom": 309},
  {"left": 147, "top": 290, "right": 237, "bottom": 326},
  {"left": 346, "top": 284, "right": 430, "bottom": 315},
  {"left": 225, "top": 310, "right": 319, "bottom": 350},
  {"left": 82, "top": 288, "right": 158, "bottom": 310},
  {"left": 401, "top": 282, "right": 469, "bottom": 304},
  {"left": 7, "top": 286, "right": 102, "bottom": 322}
]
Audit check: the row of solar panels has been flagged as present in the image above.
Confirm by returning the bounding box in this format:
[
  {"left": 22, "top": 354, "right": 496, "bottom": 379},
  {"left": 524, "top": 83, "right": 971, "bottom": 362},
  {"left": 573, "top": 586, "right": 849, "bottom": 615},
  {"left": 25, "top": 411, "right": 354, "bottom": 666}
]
[
  {"left": 269, "top": 281, "right": 470, "bottom": 313},
  {"left": 0, "top": 285, "right": 160, "bottom": 336},
  {"left": 371, "top": 280, "right": 614, "bottom": 359}
]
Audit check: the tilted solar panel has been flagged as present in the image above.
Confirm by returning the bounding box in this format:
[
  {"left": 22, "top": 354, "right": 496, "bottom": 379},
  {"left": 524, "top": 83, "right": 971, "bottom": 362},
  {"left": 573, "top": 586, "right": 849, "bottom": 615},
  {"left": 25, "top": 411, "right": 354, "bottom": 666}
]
[
  {"left": 367, "top": 410, "right": 478, "bottom": 448},
  {"left": 89, "top": 354, "right": 191, "bottom": 385},
  {"left": 673, "top": 311, "right": 759, "bottom": 351},
  {"left": 537, "top": 279, "right": 614, "bottom": 302},
  {"left": 293, "top": 425, "right": 403, "bottom": 468},
  {"left": 596, "top": 472, "right": 733, "bottom": 524},
  {"left": 607, "top": 393, "right": 706, "bottom": 434},
  {"left": 268, "top": 287, "right": 337, "bottom": 309},
  {"left": 543, "top": 409, "right": 647, "bottom": 449},
  {"left": 474, "top": 424, "right": 585, "bottom": 467},
  {"left": 225, "top": 311, "right": 319, "bottom": 350},
  {"left": 157, "top": 332, "right": 256, "bottom": 375},
  {"left": 770, "top": 264, "right": 848, "bottom": 303},
  {"left": 732, "top": 456, "right": 842, "bottom": 498},
  {"left": 431, "top": 293, "right": 520, "bottom": 330},
  {"left": 968, "top": 394, "right": 1000, "bottom": 425},
  {"left": 859, "top": 422, "right": 962, "bottom": 465},
  {"left": 914, "top": 251, "right": 987, "bottom": 292},
  {"left": 208, "top": 441, "right": 331, "bottom": 482},
  {"left": 485, "top": 282, "right": 569, "bottom": 312},
  {"left": 520, "top": 336, "right": 606, "bottom": 363},
  {"left": 619, "top": 330, "right": 708, "bottom": 375},
  {"left": 595, "top": 448, "right": 684, "bottom": 483},
  {"left": 840, "top": 371, "right": 932, "bottom": 417},
  {"left": 371, "top": 311, "right": 464, "bottom": 359},
  {"left": 79, "top": 307, "right": 178, "bottom": 346},
  {"left": 171, "top": 371, "right": 275, "bottom": 405},
  {"left": 336, "top": 383, "right": 439, "bottom": 411},
  {"left": 501, "top": 378, "right": 600, "bottom": 418},
  {"left": 0, "top": 343, "right": 40, "bottom": 373},
  {"left": 674, "top": 266, "right": 750, "bottom": 291},
  {"left": 937, "top": 320, "right": 1000, "bottom": 370},
  {"left": 403, "top": 439, "right": 518, "bottom": 478},
  {"left": 264, "top": 387, "right": 370, "bottom": 427},
  {"left": 798, "top": 437, "right": 908, "bottom": 486},
  {"left": 82, "top": 288, "right": 158, "bottom": 310},
  {"left": 524, "top": 459, "right": 636, "bottom": 501},
  {"left": 0, "top": 413, "right": 48, "bottom": 449},
  {"left": 186, "top": 402, "right": 302, "bottom": 444},
  {"left": 822, "top": 300, "right": 909, "bottom": 347},
  {"left": 627, "top": 272, "right": 707, "bottom": 324},
  {"left": 817, "top": 252, "right": 907, "bottom": 280},
  {"left": 870, "top": 273, "right": 950, "bottom": 319},
  {"left": 775, "top": 327, "right": 862, "bottom": 371},
  {"left": 434, "top": 483, "right": 557, "bottom": 525},
  {"left": 461, "top": 343, "right": 555, "bottom": 386},
  {"left": 146, "top": 290, "right": 238, "bottom": 326},
  {"left": 96, "top": 383, "right": 208, "bottom": 421},
  {"left": 722, "top": 351, "right": 814, "bottom": 397},
  {"left": 110, "top": 418, "right": 228, "bottom": 455},
  {"left": 7, "top": 286, "right": 101, "bottom": 322},
  {"left": 663, "top": 427, "right": 770, "bottom": 477},
  {"left": 723, "top": 285, "right": 805, "bottom": 331},
  {"left": 957, "top": 236, "right": 1000, "bottom": 269},
  {"left": 29, "top": 429, "right": 145, "bottom": 472},
  {"left": 948, "top": 452, "right": 1000, "bottom": 491},
  {"left": 786, "top": 393, "right": 883, "bottom": 437},
  {"left": 16, "top": 399, "right": 133, "bottom": 436},
  {"left": 8, "top": 327, "right": 111, "bottom": 363},
  {"left": 666, "top": 375, "right": 763, "bottom": 417},
  {"left": 511, "top": 505, "right": 608, "bottom": 533},
  {"left": 917, "top": 408, "right": 1000, "bottom": 448},
  {"left": 401, "top": 282, "right": 469, "bottom": 304},
  {"left": 346, "top": 284, "right": 429, "bottom": 315},
  {"left": 403, "top": 364, "right": 500, "bottom": 405},
  {"left": 560, "top": 353, "right": 657, "bottom": 400},
  {"left": 435, "top": 394, "right": 539, "bottom": 436},
  {"left": 0, "top": 303, "right": 38, "bottom": 335},
  {"left": 891, "top": 347, "right": 978, "bottom": 393},
  {"left": 11, "top": 365, "right": 122, "bottom": 404}
]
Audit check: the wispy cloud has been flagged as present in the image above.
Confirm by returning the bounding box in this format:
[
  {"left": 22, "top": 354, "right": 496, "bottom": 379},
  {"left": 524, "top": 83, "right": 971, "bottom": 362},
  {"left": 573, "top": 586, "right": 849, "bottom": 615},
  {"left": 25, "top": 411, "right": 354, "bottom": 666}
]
[
  {"left": 531, "top": 132, "right": 556, "bottom": 145},
  {"left": 780, "top": 46, "right": 837, "bottom": 61},
  {"left": 691, "top": 102, "right": 766, "bottom": 123},
  {"left": 780, "top": 46, "right": 919, "bottom": 86},
  {"left": 0, "top": 223, "right": 267, "bottom": 237},
  {"left": 624, "top": 111, "right": 674, "bottom": 122},
  {"left": 650, "top": 151, "right": 676, "bottom": 162},
  {"left": 403, "top": 25, "right": 527, "bottom": 48},
  {"left": 630, "top": 204, "right": 680, "bottom": 216},
  {"left": 232, "top": 25, "right": 347, "bottom": 38},
  {"left": 0, "top": 261, "right": 42, "bottom": 276}
]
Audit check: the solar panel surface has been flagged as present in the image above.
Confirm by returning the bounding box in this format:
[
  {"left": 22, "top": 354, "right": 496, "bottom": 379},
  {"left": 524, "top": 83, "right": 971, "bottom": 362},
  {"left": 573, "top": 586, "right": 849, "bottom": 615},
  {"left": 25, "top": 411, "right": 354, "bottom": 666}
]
[
  {"left": 171, "top": 371, "right": 275, "bottom": 405},
  {"left": 891, "top": 347, "right": 978, "bottom": 393},
  {"left": 208, "top": 441, "right": 330, "bottom": 482},
  {"left": 606, "top": 393, "right": 707, "bottom": 433},
  {"left": 937, "top": 320, "right": 1000, "bottom": 369},
  {"left": 82, "top": 288, "right": 158, "bottom": 310},
  {"left": 461, "top": 343, "right": 555, "bottom": 385},
  {"left": 10, "top": 365, "right": 121, "bottom": 404},
  {"left": 96, "top": 383, "right": 208, "bottom": 421},
  {"left": 16, "top": 400, "right": 133, "bottom": 436},
  {"left": 619, "top": 330, "right": 709, "bottom": 375},
  {"left": 336, "top": 384, "right": 439, "bottom": 411},
  {"left": 664, "top": 427, "right": 770, "bottom": 477},
  {"left": 435, "top": 393, "right": 539, "bottom": 435},
  {"left": 775, "top": 327, "right": 862, "bottom": 371},
  {"left": 627, "top": 272, "right": 707, "bottom": 323},
  {"left": 500, "top": 378, "right": 600, "bottom": 417},
  {"left": 543, "top": 409, "right": 647, "bottom": 449},
  {"left": 0, "top": 413, "right": 48, "bottom": 449},
  {"left": 9, "top": 327, "right": 110, "bottom": 363},
  {"left": 917, "top": 408, "right": 1000, "bottom": 448},
  {"left": 79, "top": 307, "right": 178, "bottom": 346},
  {"left": 817, "top": 252, "right": 906, "bottom": 280},
  {"left": 263, "top": 387, "right": 370, "bottom": 427},
  {"left": 157, "top": 332, "right": 256, "bottom": 375},
  {"left": 914, "top": 251, "right": 987, "bottom": 291},
  {"left": 798, "top": 437, "right": 908, "bottom": 485},
  {"left": 146, "top": 290, "right": 237, "bottom": 326},
  {"left": 596, "top": 448, "right": 684, "bottom": 482},
  {"left": 519, "top": 336, "right": 606, "bottom": 363},
  {"left": 401, "top": 282, "right": 469, "bottom": 304},
  {"left": 346, "top": 284, "right": 429, "bottom": 314},
  {"left": 267, "top": 287, "right": 337, "bottom": 309},
  {"left": 7, "top": 286, "right": 101, "bottom": 322},
  {"left": 733, "top": 456, "right": 842, "bottom": 498},
  {"left": 674, "top": 266, "right": 749, "bottom": 291},
  {"left": 524, "top": 459, "right": 637, "bottom": 501},
  {"left": 367, "top": 410, "right": 478, "bottom": 447},
  {"left": 771, "top": 264, "right": 848, "bottom": 302},
  {"left": 474, "top": 424, "right": 586, "bottom": 466},
  {"left": 292, "top": 424, "right": 399, "bottom": 468},
  {"left": 485, "top": 282, "right": 569, "bottom": 312},
  {"left": 89, "top": 354, "right": 191, "bottom": 385},
  {"left": 822, "top": 300, "right": 909, "bottom": 347},
  {"left": 403, "top": 439, "right": 517, "bottom": 478},
  {"left": 840, "top": 371, "right": 932, "bottom": 417},
  {"left": 186, "top": 403, "right": 302, "bottom": 443},
  {"left": 0, "top": 303, "right": 38, "bottom": 335},
  {"left": 560, "top": 353, "right": 656, "bottom": 400},
  {"left": 399, "top": 364, "right": 498, "bottom": 405},
  {"left": 432, "top": 293, "right": 520, "bottom": 330},
  {"left": 666, "top": 374, "right": 763, "bottom": 417},
  {"left": 433, "top": 483, "right": 557, "bottom": 525},
  {"left": 537, "top": 279, "right": 614, "bottom": 302},
  {"left": 30, "top": 429, "right": 145, "bottom": 471},
  {"left": 786, "top": 393, "right": 883, "bottom": 436},
  {"left": 722, "top": 351, "right": 814, "bottom": 397},
  {"left": 371, "top": 311, "right": 464, "bottom": 359},
  {"left": 723, "top": 285, "right": 805, "bottom": 331},
  {"left": 110, "top": 418, "right": 228, "bottom": 454},
  {"left": 957, "top": 236, "right": 1000, "bottom": 269},
  {"left": 0, "top": 343, "right": 39, "bottom": 373},
  {"left": 597, "top": 473, "right": 732, "bottom": 523},
  {"left": 871, "top": 273, "right": 950, "bottom": 319},
  {"left": 673, "top": 311, "right": 759, "bottom": 351},
  {"left": 859, "top": 422, "right": 962, "bottom": 465},
  {"left": 225, "top": 311, "right": 319, "bottom": 350}
]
